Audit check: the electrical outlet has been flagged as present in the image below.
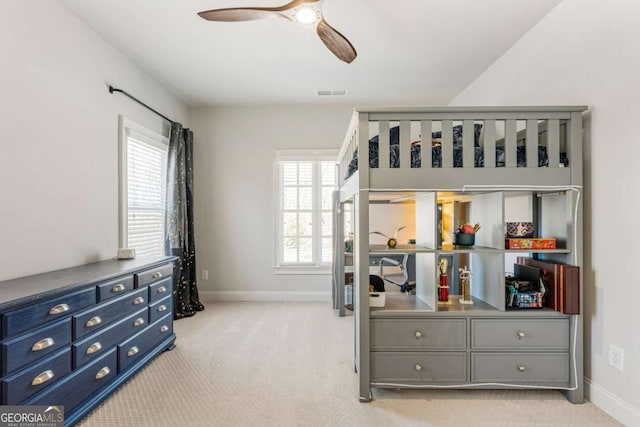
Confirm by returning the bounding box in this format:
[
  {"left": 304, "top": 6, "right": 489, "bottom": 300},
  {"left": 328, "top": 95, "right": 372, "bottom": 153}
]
[
  {"left": 609, "top": 344, "right": 624, "bottom": 371},
  {"left": 201, "top": 270, "right": 209, "bottom": 281}
]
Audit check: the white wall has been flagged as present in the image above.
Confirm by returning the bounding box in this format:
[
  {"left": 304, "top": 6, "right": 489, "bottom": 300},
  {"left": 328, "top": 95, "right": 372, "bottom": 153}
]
[
  {"left": 0, "top": 1, "right": 189, "bottom": 280},
  {"left": 190, "top": 105, "right": 354, "bottom": 300},
  {"left": 450, "top": 0, "right": 640, "bottom": 424}
]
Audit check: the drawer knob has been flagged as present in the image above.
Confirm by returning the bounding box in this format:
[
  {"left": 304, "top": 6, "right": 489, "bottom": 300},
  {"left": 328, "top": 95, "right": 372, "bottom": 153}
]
[
  {"left": 31, "top": 370, "right": 54, "bottom": 386},
  {"left": 160, "top": 325, "right": 169, "bottom": 333},
  {"left": 86, "top": 342, "right": 102, "bottom": 355},
  {"left": 517, "top": 365, "right": 526, "bottom": 372},
  {"left": 85, "top": 316, "right": 102, "bottom": 328},
  {"left": 517, "top": 331, "right": 526, "bottom": 339},
  {"left": 127, "top": 346, "right": 139, "bottom": 357},
  {"left": 49, "top": 303, "right": 70, "bottom": 315},
  {"left": 415, "top": 364, "right": 422, "bottom": 371},
  {"left": 133, "top": 317, "right": 145, "bottom": 327},
  {"left": 415, "top": 331, "right": 422, "bottom": 339},
  {"left": 95, "top": 366, "right": 111, "bottom": 380},
  {"left": 112, "top": 283, "right": 126, "bottom": 293},
  {"left": 31, "top": 337, "right": 55, "bottom": 352},
  {"left": 133, "top": 296, "right": 145, "bottom": 305},
  {"left": 152, "top": 272, "right": 163, "bottom": 279},
  {"left": 158, "top": 305, "right": 167, "bottom": 313},
  {"left": 157, "top": 286, "right": 167, "bottom": 293}
]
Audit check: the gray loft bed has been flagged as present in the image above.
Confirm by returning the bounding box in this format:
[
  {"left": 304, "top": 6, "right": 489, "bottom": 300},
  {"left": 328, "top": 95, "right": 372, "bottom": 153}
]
[{"left": 332, "top": 106, "right": 587, "bottom": 404}]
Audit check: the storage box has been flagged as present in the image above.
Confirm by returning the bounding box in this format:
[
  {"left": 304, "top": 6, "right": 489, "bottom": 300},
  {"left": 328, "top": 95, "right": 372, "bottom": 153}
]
[
  {"left": 369, "top": 292, "right": 386, "bottom": 307},
  {"left": 505, "top": 238, "right": 556, "bottom": 249}
]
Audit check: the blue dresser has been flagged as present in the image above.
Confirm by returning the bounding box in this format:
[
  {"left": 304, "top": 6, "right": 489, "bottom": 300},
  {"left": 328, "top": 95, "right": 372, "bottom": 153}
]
[{"left": 0, "top": 256, "right": 176, "bottom": 425}]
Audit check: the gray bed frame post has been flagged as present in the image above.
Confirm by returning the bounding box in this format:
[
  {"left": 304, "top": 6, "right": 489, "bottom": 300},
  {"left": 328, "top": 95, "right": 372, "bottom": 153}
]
[
  {"left": 566, "top": 111, "right": 584, "bottom": 404},
  {"left": 354, "top": 111, "right": 372, "bottom": 401}
]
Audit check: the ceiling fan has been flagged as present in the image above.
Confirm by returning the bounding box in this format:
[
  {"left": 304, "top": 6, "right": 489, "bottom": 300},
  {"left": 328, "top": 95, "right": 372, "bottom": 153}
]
[{"left": 197, "top": 0, "right": 357, "bottom": 63}]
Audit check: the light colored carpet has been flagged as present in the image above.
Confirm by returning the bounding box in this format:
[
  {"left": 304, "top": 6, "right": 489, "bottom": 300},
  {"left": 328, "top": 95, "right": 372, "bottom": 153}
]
[{"left": 78, "top": 302, "right": 621, "bottom": 427}]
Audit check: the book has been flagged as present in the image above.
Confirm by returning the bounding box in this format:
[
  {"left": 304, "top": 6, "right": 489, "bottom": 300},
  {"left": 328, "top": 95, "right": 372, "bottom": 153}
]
[
  {"left": 516, "top": 257, "right": 580, "bottom": 314},
  {"left": 506, "top": 238, "right": 556, "bottom": 249}
]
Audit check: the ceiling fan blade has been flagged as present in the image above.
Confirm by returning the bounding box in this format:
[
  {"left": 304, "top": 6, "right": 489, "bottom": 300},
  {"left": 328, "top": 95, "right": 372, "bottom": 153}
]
[
  {"left": 198, "top": 0, "right": 318, "bottom": 22},
  {"left": 316, "top": 19, "right": 357, "bottom": 63}
]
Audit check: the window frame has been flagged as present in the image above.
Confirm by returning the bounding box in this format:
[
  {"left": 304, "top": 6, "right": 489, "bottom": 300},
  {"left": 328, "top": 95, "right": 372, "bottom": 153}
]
[
  {"left": 118, "top": 116, "right": 169, "bottom": 255},
  {"left": 273, "top": 149, "right": 338, "bottom": 274}
]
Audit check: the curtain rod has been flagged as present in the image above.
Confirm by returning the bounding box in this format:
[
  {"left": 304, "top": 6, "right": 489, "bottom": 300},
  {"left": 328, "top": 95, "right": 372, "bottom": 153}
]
[{"left": 108, "top": 85, "right": 174, "bottom": 124}]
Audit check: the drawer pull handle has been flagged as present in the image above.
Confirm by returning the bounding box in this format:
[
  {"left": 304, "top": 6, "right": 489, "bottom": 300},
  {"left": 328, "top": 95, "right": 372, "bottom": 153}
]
[
  {"left": 86, "top": 342, "right": 102, "bottom": 355},
  {"left": 127, "top": 346, "right": 139, "bottom": 357},
  {"left": 85, "top": 316, "right": 102, "bottom": 327},
  {"left": 415, "top": 331, "right": 422, "bottom": 339},
  {"left": 95, "top": 366, "right": 111, "bottom": 380},
  {"left": 31, "top": 370, "right": 54, "bottom": 386},
  {"left": 158, "top": 305, "right": 167, "bottom": 313},
  {"left": 112, "top": 284, "right": 126, "bottom": 293},
  {"left": 517, "top": 331, "right": 526, "bottom": 339},
  {"left": 157, "top": 286, "right": 167, "bottom": 293},
  {"left": 133, "top": 317, "right": 145, "bottom": 327},
  {"left": 133, "top": 297, "right": 145, "bottom": 305},
  {"left": 49, "top": 303, "right": 69, "bottom": 315},
  {"left": 31, "top": 337, "right": 55, "bottom": 352},
  {"left": 160, "top": 325, "right": 169, "bottom": 333},
  {"left": 517, "top": 365, "right": 526, "bottom": 372},
  {"left": 152, "top": 272, "right": 163, "bottom": 279},
  {"left": 415, "top": 364, "right": 422, "bottom": 371}
]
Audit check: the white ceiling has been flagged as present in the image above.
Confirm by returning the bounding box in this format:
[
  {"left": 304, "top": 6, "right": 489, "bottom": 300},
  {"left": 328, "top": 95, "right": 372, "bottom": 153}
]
[{"left": 59, "top": 0, "right": 562, "bottom": 107}]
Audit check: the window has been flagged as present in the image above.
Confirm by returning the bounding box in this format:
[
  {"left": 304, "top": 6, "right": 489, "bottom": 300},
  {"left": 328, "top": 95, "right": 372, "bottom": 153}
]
[
  {"left": 119, "top": 117, "right": 168, "bottom": 258},
  {"left": 274, "top": 150, "right": 337, "bottom": 271}
]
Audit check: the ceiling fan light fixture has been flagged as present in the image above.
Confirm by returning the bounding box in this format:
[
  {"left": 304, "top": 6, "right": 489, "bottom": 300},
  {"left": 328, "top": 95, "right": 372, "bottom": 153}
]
[{"left": 295, "top": 7, "right": 318, "bottom": 24}]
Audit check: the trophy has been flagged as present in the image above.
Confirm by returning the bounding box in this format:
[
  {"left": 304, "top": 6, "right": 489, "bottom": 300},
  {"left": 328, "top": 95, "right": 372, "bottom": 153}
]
[
  {"left": 459, "top": 265, "right": 473, "bottom": 304},
  {"left": 438, "top": 257, "right": 449, "bottom": 304}
]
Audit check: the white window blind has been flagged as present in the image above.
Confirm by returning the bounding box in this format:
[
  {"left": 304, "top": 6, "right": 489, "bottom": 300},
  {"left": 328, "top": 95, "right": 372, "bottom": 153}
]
[
  {"left": 119, "top": 117, "right": 168, "bottom": 258},
  {"left": 275, "top": 150, "right": 337, "bottom": 270}
]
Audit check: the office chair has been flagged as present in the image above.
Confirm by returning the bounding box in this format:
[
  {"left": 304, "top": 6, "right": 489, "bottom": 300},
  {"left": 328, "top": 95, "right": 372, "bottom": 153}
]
[{"left": 379, "top": 253, "right": 416, "bottom": 293}]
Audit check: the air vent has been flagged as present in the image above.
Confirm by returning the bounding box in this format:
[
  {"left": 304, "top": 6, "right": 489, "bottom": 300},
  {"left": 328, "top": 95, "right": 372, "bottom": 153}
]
[{"left": 316, "top": 89, "right": 347, "bottom": 96}]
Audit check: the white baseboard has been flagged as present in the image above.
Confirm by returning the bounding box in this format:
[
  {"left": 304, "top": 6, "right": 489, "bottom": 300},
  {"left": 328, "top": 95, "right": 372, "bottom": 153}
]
[
  {"left": 200, "top": 291, "right": 332, "bottom": 302},
  {"left": 585, "top": 377, "right": 640, "bottom": 426}
]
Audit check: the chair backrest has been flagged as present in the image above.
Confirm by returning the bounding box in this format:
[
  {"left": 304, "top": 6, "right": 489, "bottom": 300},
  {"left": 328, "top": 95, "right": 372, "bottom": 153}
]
[{"left": 404, "top": 253, "right": 416, "bottom": 283}]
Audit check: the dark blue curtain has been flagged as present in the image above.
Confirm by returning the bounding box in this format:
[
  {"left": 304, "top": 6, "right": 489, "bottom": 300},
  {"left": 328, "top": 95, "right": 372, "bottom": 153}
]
[{"left": 165, "top": 122, "right": 204, "bottom": 319}]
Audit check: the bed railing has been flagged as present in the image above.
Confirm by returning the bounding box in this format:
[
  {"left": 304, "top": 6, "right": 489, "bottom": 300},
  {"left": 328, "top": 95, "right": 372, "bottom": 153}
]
[{"left": 336, "top": 106, "right": 587, "bottom": 192}]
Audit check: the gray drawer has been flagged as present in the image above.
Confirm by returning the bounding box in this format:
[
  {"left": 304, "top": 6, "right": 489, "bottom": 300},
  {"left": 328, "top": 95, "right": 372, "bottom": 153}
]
[
  {"left": 97, "top": 275, "right": 134, "bottom": 302},
  {"left": 371, "top": 319, "right": 466, "bottom": 350},
  {"left": 118, "top": 313, "right": 173, "bottom": 372},
  {"left": 2, "top": 318, "right": 72, "bottom": 376},
  {"left": 73, "top": 288, "right": 147, "bottom": 340},
  {"left": 471, "top": 319, "right": 569, "bottom": 350},
  {"left": 148, "top": 277, "right": 172, "bottom": 303},
  {"left": 471, "top": 352, "right": 569, "bottom": 385},
  {"left": 149, "top": 294, "right": 172, "bottom": 324},
  {"left": 135, "top": 263, "right": 173, "bottom": 288},
  {"left": 2, "top": 348, "right": 71, "bottom": 405},
  {"left": 23, "top": 348, "right": 117, "bottom": 412},
  {"left": 72, "top": 308, "right": 148, "bottom": 369},
  {"left": 2, "top": 287, "right": 95, "bottom": 339},
  {"left": 371, "top": 352, "right": 467, "bottom": 384}
]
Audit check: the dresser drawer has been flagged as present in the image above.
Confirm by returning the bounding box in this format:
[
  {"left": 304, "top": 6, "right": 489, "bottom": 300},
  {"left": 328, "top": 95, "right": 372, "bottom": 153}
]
[
  {"left": 471, "top": 352, "right": 569, "bottom": 385},
  {"left": 97, "top": 275, "right": 134, "bottom": 302},
  {"left": 2, "top": 318, "right": 71, "bottom": 376},
  {"left": 148, "top": 276, "right": 172, "bottom": 303},
  {"left": 149, "top": 295, "right": 172, "bottom": 324},
  {"left": 2, "top": 287, "right": 95, "bottom": 339},
  {"left": 2, "top": 348, "right": 71, "bottom": 404},
  {"left": 371, "top": 319, "right": 466, "bottom": 351},
  {"left": 73, "top": 288, "right": 147, "bottom": 340},
  {"left": 118, "top": 313, "right": 173, "bottom": 373},
  {"left": 23, "top": 348, "right": 117, "bottom": 412},
  {"left": 72, "top": 308, "right": 148, "bottom": 369},
  {"left": 371, "top": 352, "right": 467, "bottom": 384},
  {"left": 471, "top": 319, "right": 569, "bottom": 350},
  {"left": 136, "top": 263, "right": 173, "bottom": 288}
]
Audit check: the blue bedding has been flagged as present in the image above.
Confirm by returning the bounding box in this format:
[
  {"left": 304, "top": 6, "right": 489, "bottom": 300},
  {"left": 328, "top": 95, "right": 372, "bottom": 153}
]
[{"left": 345, "top": 125, "right": 567, "bottom": 178}]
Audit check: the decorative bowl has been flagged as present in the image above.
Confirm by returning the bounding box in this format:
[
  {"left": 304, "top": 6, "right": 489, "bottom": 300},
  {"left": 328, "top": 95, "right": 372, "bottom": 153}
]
[
  {"left": 454, "top": 233, "right": 475, "bottom": 246},
  {"left": 506, "top": 222, "right": 535, "bottom": 238}
]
